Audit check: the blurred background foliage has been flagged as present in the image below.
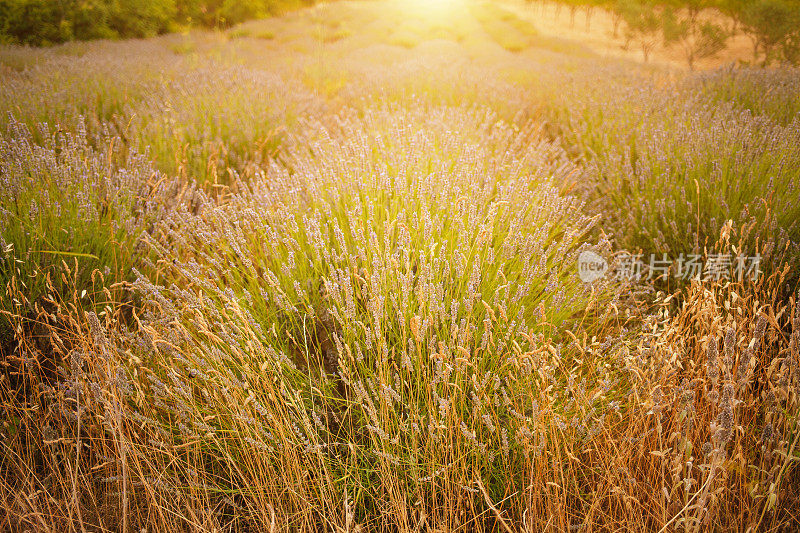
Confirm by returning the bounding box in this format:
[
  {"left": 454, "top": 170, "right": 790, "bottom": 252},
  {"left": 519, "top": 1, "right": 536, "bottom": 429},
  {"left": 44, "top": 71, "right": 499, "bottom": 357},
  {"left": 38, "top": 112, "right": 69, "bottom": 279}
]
[{"left": 0, "top": 0, "right": 318, "bottom": 45}]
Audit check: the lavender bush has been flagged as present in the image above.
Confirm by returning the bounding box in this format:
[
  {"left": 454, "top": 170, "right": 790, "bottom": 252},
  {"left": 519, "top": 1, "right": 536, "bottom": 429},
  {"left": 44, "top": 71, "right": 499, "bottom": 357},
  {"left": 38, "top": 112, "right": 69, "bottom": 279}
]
[
  {"left": 691, "top": 65, "right": 800, "bottom": 126},
  {"left": 103, "top": 103, "right": 632, "bottom": 528},
  {"left": 524, "top": 65, "right": 800, "bottom": 285},
  {"left": 0, "top": 117, "right": 182, "bottom": 326}
]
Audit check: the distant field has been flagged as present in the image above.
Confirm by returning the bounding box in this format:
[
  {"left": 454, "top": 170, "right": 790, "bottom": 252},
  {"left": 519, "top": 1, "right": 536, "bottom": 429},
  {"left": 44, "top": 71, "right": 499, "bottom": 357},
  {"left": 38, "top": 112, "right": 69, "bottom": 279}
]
[{"left": 1, "top": 1, "right": 799, "bottom": 531}]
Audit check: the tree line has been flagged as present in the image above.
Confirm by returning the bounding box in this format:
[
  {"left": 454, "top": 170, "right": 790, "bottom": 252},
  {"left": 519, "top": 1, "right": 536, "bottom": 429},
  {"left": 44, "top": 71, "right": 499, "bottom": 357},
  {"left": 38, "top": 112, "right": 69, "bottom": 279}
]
[
  {"left": 529, "top": 0, "right": 800, "bottom": 67},
  {"left": 0, "top": 0, "right": 315, "bottom": 46}
]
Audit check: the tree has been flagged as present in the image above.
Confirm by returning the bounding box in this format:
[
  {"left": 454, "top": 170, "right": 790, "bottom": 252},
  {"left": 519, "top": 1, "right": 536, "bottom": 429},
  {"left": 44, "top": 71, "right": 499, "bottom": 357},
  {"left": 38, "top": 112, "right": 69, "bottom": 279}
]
[
  {"left": 220, "top": 0, "right": 264, "bottom": 26},
  {"left": 563, "top": 0, "right": 581, "bottom": 28},
  {"left": 109, "top": 0, "right": 176, "bottom": 38},
  {"left": 0, "top": 0, "right": 76, "bottom": 45},
  {"left": 619, "top": 0, "right": 662, "bottom": 62},
  {"left": 740, "top": 0, "right": 800, "bottom": 65},
  {"left": 784, "top": 26, "right": 800, "bottom": 64},
  {"left": 606, "top": 0, "right": 632, "bottom": 38},
  {"left": 584, "top": 0, "right": 604, "bottom": 31},
  {"left": 0, "top": 0, "right": 318, "bottom": 45},
  {"left": 662, "top": 3, "right": 728, "bottom": 69},
  {"left": 718, "top": 0, "right": 748, "bottom": 34}
]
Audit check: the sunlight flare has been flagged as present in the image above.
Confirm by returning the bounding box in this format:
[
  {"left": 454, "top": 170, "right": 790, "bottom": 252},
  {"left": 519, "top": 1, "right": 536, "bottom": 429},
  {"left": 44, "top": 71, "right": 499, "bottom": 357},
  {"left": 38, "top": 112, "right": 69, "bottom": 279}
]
[{"left": 400, "top": 0, "right": 463, "bottom": 22}]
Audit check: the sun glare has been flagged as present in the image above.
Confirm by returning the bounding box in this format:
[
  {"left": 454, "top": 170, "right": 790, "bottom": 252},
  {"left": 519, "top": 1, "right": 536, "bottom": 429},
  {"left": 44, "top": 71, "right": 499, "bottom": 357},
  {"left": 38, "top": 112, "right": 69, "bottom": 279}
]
[{"left": 402, "top": 0, "right": 462, "bottom": 21}]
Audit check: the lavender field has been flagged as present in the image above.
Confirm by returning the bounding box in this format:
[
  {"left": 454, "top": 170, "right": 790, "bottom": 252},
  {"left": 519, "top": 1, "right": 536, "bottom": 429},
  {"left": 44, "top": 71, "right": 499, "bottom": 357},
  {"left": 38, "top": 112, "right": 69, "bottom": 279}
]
[{"left": 1, "top": 0, "right": 799, "bottom": 531}]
